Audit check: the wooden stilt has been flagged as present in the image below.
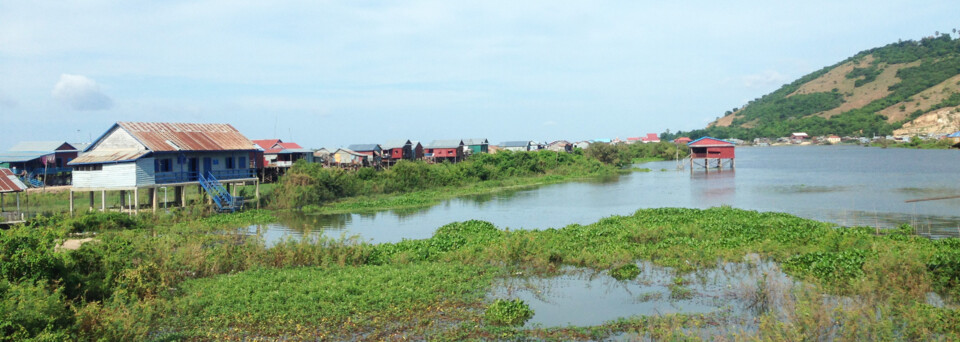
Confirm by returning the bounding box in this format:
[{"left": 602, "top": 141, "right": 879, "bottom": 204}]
[
  {"left": 69, "top": 191, "right": 74, "bottom": 215},
  {"left": 89, "top": 192, "right": 94, "bottom": 211},
  {"left": 176, "top": 186, "right": 184, "bottom": 207},
  {"left": 255, "top": 180, "right": 260, "bottom": 209},
  {"left": 101, "top": 190, "right": 106, "bottom": 212},
  {"left": 151, "top": 187, "right": 158, "bottom": 213},
  {"left": 120, "top": 190, "right": 126, "bottom": 209},
  {"left": 134, "top": 188, "right": 139, "bottom": 214}
]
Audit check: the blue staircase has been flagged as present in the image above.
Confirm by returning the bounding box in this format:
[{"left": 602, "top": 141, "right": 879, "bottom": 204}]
[
  {"left": 198, "top": 172, "right": 244, "bottom": 213},
  {"left": 21, "top": 173, "right": 43, "bottom": 188}
]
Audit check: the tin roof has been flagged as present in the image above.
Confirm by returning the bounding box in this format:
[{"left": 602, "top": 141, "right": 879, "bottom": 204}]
[
  {"left": 8, "top": 141, "right": 76, "bottom": 152},
  {"left": 499, "top": 141, "right": 530, "bottom": 148},
  {"left": 687, "top": 137, "right": 734, "bottom": 147},
  {"left": 347, "top": 144, "right": 381, "bottom": 152},
  {"left": 117, "top": 122, "right": 257, "bottom": 152},
  {"left": 0, "top": 152, "right": 50, "bottom": 163},
  {"left": 253, "top": 139, "right": 282, "bottom": 150},
  {"left": 381, "top": 140, "right": 411, "bottom": 149},
  {"left": 334, "top": 148, "right": 365, "bottom": 157},
  {"left": 462, "top": 138, "right": 488, "bottom": 145},
  {"left": 426, "top": 140, "right": 463, "bottom": 149},
  {"left": 0, "top": 168, "right": 27, "bottom": 193},
  {"left": 69, "top": 150, "right": 151, "bottom": 165}
]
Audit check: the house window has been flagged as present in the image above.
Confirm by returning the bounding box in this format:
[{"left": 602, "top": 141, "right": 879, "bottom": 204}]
[
  {"left": 188, "top": 158, "right": 198, "bottom": 172},
  {"left": 155, "top": 159, "right": 172, "bottom": 172},
  {"left": 77, "top": 164, "right": 102, "bottom": 171},
  {"left": 239, "top": 157, "right": 247, "bottom": 169},
  {"left": 226, "top": 157, "right": 235, "bottom": 169}
]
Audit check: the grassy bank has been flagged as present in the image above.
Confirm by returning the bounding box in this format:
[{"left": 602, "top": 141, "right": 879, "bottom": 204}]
[
  {"left": 270, "top": 150, "right": 620, "bottom": 210},
  {"left": 2, "top": 207, "right": 958, "bottom": 340}
]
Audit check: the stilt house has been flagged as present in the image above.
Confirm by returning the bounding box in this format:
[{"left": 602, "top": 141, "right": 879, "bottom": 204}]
[{"left": 68, "top": 122, "right": 262, "bottom": 213}]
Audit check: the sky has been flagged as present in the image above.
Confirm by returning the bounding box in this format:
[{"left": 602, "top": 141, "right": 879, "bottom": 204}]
[{"left": 1, "top": 1, "right": 958, "bottom": 150}]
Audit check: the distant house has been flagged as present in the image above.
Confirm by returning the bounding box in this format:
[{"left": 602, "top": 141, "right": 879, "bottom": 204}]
[
  {"left": 546, "top": 140, "right": 573, "bottom": 153},
  {"left": 253, "top": 139, "right": 314, "bottom": 168},
  {"left": 826, "top": 135, "right": 841, "bottom": 144},
  {"left": 642, "top": 133, "right": 660, "bottom": 143},
  {"left": 573, "top": 141, "right": 591, "bottom": 150},
  {"left": 68, "top": 122, "right": 261, "bottom": 213},
  {"left": 410, "top": 141, "right": 424, "bottom": 160},
  {"left": 0, "top": 141, "right": 82, "bottom": 186},
  {"left": 0, "top": 168, "right": 27, "bottom": 223},
  {"left": 347, "top": 144, "right": 383, "bottom": 166},
  {"left": 946, "top": 131, "right": 960, "bottom": 144},
  {"left": 463, "top": 138, "right": 489, "bottom": 154},
  {"left": 332, "top": 148, "right": 368, "bottom": 167},
  {"left": 381, "top": 140, "right": 413, "bottom": 165},
  {"left": 687, "top": 136, "right": 736, "bottom": 169},
  {"left": 424, "top": 140, "right": 464, "bottom": 163},
  {"left": 500, "top": 141, "right": 533, "bottom": 152},
  {"left": 790, "top": 133, "right": 809, "bottom": 143},
  {"left": 673, "top": 137, "right": 692, "bottom": 145},
  {"left": 592, "top": 138, "right": 612, "bottom": 144},
  {"left": 626, "top": 137, "right": 641, "bottom": 144},
  {"left": 313, "top": 148, "right": 332, "bottom": 164}
]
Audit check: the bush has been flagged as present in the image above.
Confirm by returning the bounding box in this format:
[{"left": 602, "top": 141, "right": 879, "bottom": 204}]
[
  {"left": 610, "top": 263, "right": 641, "bottom": 281},
  {"left": 484, "top": 299, "right": 534, "bottom": 326},
  {"left": 0, "top": 279, "right": 73, "bottom": 341}
]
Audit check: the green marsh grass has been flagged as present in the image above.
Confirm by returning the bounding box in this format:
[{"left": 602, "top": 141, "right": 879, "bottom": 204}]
[{"left": 2, "top": 207, "right": 960, "bottom": 340}]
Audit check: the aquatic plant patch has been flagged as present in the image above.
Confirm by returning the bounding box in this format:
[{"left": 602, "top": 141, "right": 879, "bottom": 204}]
[{"left": 164, "top": 262, "right": 497, "bottom": 339}]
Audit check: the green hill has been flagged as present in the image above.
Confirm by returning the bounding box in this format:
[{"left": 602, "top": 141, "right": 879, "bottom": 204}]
[{"left": 667, "top": 33, "right": 960, "bottom": 141}]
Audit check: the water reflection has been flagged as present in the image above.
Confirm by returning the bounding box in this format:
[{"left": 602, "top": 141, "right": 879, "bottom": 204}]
[{"left": 489, "top": 259, "right": 792, "bottom": 328}]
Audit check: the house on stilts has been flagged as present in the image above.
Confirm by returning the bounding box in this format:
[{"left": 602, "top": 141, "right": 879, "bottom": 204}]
[
  {"left": 68, "top": 122, "right": 262, "bottom": 214},
  {"left": 687, "top": 137, "right": 735, "bottom": 171},
  {"left": 0, "top": 168, "right": 27, "bottom": 225}
]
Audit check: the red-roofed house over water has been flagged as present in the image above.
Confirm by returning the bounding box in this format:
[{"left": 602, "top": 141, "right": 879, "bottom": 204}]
[
  {"left": 687, "top": 137, "right": 735, "bottom": 170},
  {"left": 253, "top": 139, "right": 313, "bottom": 182},
  {"left": 68, "top": 122, "right": 262, "bottom": 214}
]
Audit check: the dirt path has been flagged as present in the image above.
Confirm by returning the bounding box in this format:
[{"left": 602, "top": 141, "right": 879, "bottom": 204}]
[{"left": 56, "top": 238, "right": 97, "bottom": 251}]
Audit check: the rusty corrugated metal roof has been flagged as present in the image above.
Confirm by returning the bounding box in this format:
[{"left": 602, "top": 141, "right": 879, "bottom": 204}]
[
  {"left": 68, "top": 150, "right": 151, "bottom": 165},
  {"left": 0, "top": 168, "right": 27, "bottom": 193},
  {"left": 118, "top": 122, "right": 257, "bottom": 152}
]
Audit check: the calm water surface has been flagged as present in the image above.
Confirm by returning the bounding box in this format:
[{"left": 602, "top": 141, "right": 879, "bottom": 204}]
[{"left": 248, "top": 146, "right": 960, "bottom": 244}]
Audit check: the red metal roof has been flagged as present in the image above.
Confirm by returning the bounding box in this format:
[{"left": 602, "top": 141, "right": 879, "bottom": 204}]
[
  {"left": 688, "top": 137, "right": 734, "bottom": 147},
  {"left": 253, "top": 139, "right": 281, "bottom": 150},
  {"left": 0, "top": 168, "right": 27, "bottom": 193},
  {"left": 278, "top": 142, "right": 302, "bottom": 149},
  {"left": 118, "top": 122, "right": 256, "bottom": 152}
]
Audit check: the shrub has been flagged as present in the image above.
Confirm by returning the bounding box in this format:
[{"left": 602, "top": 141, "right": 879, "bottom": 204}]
[
  {"left": 484, "top": 299, "right": 534, "bottom": 326},
  {"left": 610, "top": 263, "right": 641, "bottom": 281}
]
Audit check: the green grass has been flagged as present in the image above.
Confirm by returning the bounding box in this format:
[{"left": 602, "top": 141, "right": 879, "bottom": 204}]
[
  {"left": 3, "top": 207, "right": 960, "bottom": 340},
  {"left": 166, "top": 262, "right": 497, "bottom": 340}
]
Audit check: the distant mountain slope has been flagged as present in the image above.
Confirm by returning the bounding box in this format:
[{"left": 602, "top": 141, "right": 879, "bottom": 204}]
[{"left": 668, "top": 33, "right": 960, "bottom": 140}]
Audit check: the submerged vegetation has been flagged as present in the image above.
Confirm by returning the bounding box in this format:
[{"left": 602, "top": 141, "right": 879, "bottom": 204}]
[{"left": 1, "top": 207, "right": 958, "bottom": 340}]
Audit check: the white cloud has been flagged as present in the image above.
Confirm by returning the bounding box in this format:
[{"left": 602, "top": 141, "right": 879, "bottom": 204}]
[
  {"left": 741, "top": 70, "right": 788, "bottom": 88},
  {"left": 51, "top": 74, "right": 113, "bottom": 110}
]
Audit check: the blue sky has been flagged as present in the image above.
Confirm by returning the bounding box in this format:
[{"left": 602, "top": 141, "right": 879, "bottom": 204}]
[{"left": 1, "top": 1, "right": 957, "bottom": 150}]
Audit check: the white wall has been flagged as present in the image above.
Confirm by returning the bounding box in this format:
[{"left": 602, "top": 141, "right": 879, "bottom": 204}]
[{"left": 72, "top": 162, "right": 138, "bottom": 189}]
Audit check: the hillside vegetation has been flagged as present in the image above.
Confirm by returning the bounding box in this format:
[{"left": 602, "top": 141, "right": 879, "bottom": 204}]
[{"left": 666, "top": 33, "right": 960, "bottom": 140}]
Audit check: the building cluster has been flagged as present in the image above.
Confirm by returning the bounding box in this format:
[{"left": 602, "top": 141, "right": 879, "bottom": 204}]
[{"left": 0, "top": 121, "right": 685, "bottom": 218}]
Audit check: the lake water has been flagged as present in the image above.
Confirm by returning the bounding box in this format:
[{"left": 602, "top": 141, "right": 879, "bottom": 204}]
[{"left": 247, "top": 146, "right": 960, "bottom": 244}]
